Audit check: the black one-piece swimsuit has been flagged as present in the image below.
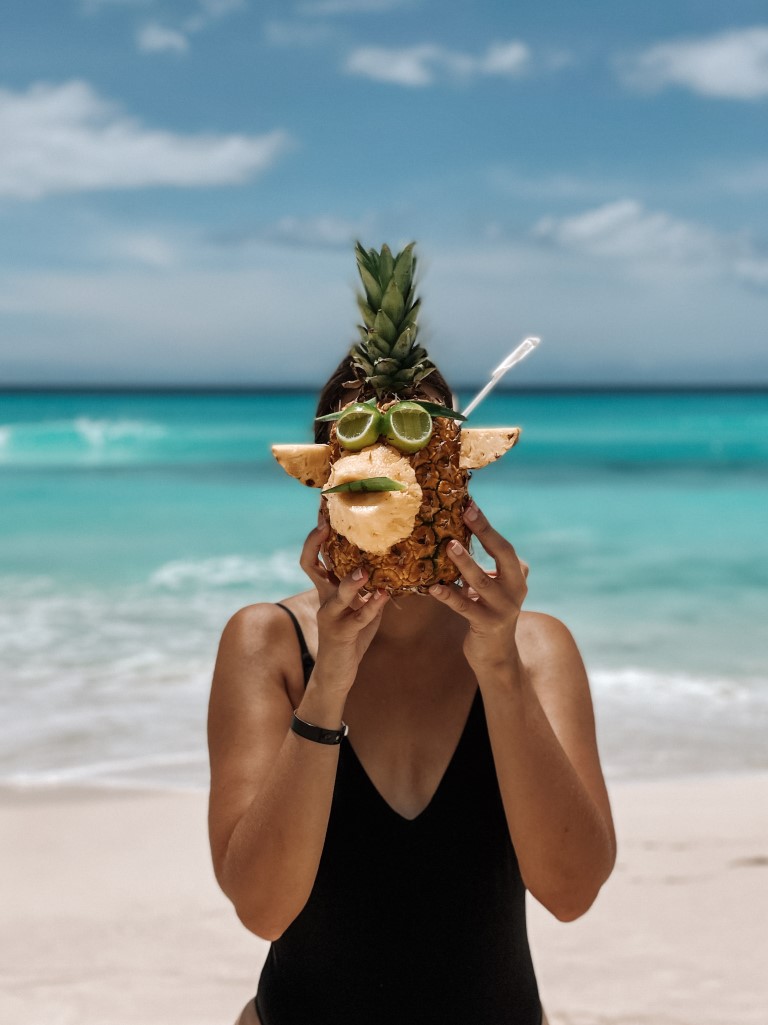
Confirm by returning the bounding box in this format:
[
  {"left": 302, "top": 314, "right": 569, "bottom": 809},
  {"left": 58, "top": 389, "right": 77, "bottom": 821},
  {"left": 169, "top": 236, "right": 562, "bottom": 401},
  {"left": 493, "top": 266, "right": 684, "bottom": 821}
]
[{"left": 255, "top": 604, "right": 542, "bottom": 1025}]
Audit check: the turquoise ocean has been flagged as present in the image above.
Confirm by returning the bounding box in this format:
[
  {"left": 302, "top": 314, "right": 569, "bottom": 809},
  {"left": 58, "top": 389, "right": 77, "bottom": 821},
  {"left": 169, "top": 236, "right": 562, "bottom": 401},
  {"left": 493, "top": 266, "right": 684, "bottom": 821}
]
[{"left": 1, "top": 389, "right": 766, "bottom": 789}]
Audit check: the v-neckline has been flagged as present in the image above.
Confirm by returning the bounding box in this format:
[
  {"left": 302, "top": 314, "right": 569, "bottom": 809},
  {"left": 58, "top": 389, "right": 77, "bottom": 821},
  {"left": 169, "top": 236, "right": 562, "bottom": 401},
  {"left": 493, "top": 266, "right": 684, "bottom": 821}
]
[{"left": 344, "top": 688, "right": 480, "bottom": 823}]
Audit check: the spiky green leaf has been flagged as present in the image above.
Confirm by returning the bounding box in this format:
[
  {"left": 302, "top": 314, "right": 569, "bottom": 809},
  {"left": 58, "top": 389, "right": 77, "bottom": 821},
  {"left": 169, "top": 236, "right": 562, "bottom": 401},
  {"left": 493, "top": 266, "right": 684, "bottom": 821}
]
[
  {"left": 355, "top": 242, "right": 376, "bottom": 275},
  {"left": 373, "top": 309, "right": 397, "bottom": 345},
  {"left": 400, "top": 299, "right": 419, "bottom": 330},
  {"left": 373, "top": 357, "right": 400, "bottom": 376},
  {"left": 358, "top": 265, "right": 382, "bottom": 308},
  {"left": 365, "top": 333, "right": 391, "bottom": 358},
  {"left": 378, "top": 244, "right": 394, "bottom": 292},
  {"left": 392, "top": 242, "right": 415, "bottom": 293},
  {"left": 353, "top": 353, "right": 374, "bottom": 375},
  {"left": 380, "top": 278, "right": 405, "bottom": 325},
  {"left": 415, "top": 401, "right": 466, "bottom": 421},
  {"left": 391, "top": 326, "right": 415, "bottom": 360},
  {"left": 356, "top": 296, "right": 376, "bottom": 330},
  {"left": 392, "top": 368, "right": 417, "bottom": 383}
]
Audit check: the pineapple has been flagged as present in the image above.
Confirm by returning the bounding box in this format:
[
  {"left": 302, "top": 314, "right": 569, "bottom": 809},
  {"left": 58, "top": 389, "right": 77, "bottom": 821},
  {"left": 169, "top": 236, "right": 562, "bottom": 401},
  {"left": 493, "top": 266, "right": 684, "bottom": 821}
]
[
  {"left": 324, "top": 408, "right": 468, "bottom": 592},
  {"left": 272, "top": 242, "right": 522, "bottom": 595}
]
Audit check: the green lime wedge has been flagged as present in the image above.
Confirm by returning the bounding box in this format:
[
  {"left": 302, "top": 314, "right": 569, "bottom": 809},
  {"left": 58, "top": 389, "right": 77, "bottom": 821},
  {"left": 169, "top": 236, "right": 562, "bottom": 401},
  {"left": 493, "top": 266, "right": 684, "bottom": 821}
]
[
  {"left": 383, "top": 401, "right": 433, "bottom": 454},
  {"left": 335, "top": 403, "right": 383, "bottom": 450},
  {"left": 323, "top": 476, "right": 405, "bottom": 494}
]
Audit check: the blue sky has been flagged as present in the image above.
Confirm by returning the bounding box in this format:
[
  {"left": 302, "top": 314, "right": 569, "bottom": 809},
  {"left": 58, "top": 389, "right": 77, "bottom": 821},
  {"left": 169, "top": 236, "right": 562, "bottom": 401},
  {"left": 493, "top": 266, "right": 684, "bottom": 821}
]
[{"left": 1, "top": 0, "right": 767, "bottom": 386}]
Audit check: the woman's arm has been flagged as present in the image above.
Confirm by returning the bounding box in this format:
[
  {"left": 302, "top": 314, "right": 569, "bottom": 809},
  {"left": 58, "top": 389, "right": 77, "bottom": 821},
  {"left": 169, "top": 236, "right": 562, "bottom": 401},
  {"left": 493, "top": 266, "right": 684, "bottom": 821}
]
[
  {"left": 429, "top": 503, "right": 616, "bottom": 922},
  {"left": 208, "top": 521, "right": 388, "bottom": 940}
]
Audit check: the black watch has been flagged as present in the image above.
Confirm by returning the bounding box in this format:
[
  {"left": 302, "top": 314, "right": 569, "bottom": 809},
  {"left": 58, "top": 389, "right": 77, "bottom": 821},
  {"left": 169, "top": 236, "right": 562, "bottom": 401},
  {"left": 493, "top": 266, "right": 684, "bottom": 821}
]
[{"left": 291, "top": 712, "right": 348, "bottom": 745}]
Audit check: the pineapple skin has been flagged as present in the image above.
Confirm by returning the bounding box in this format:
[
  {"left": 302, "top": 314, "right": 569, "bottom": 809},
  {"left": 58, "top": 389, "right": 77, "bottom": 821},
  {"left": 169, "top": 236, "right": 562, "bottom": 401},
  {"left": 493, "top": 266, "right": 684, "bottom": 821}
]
[{"left": 322, "top": 416, "right": 470, "bottom": 595}]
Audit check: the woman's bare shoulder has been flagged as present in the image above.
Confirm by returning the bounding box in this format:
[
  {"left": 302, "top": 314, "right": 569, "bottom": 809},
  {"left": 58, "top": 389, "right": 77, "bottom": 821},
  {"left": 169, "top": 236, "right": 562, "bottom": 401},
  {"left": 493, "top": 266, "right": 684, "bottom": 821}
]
[
  {"left": 218, "top": 590, "right": 317, "bottom": 658},
  {"left": 517, "top": 610, "right": 584, "bottom": 664},
  {"left": 209, "top": 601, "right": 303, "bottom": 748}
]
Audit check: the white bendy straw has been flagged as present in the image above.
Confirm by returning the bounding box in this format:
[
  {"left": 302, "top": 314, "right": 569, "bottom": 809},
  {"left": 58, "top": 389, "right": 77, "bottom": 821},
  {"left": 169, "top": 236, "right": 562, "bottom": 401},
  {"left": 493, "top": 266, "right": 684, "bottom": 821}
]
[{"left": 461, "top": 336, "right": 541, "bottom": 418}]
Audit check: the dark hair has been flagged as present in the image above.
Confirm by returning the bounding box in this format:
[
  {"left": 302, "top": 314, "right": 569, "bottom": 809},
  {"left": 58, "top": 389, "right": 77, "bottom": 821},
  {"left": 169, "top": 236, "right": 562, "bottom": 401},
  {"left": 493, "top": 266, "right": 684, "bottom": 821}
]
[{"left": 313, "top": 355, "right": 455, "bottom": 443}]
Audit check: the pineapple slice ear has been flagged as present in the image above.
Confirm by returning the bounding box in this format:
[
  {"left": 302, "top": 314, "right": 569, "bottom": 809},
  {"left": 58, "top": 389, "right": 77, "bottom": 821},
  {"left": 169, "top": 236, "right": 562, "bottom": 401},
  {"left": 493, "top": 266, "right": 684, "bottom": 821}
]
[
  {"left": 272, "top": 444, "right": 331, "bottom": 487},
  {"left": 459, "top": 428, "right": 521, "bottom": 469}
]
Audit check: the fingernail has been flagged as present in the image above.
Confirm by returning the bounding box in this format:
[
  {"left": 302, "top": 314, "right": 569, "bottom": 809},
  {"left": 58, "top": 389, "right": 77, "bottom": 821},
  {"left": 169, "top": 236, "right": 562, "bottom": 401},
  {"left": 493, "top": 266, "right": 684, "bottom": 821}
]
[
  {"left": 448, "top": 540, "right": 463, "bottom": 554},
  {"left": 430, "top": 584, "right": 445, "bottom": 597},
  {"left": 352, "top": 568, "right": 364, "bottom": 580},
  {"left": 465, "top": 502, "right": 479, "bottom": 522},
  {"left": 373, "top": 589, "right": 385, "bottom": 601}
]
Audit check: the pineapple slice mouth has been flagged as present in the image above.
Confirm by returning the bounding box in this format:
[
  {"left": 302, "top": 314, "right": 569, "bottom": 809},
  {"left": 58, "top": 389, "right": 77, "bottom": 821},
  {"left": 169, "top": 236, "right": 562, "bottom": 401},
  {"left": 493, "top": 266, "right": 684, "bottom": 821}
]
[{"left": 322, "top": 445, "right": 423, "bottom": 555}]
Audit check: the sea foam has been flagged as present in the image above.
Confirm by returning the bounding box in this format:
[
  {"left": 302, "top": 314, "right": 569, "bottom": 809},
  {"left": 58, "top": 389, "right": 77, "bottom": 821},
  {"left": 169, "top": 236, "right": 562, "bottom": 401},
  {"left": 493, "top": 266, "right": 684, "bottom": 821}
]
[
  {"left": 0, "top": 416, "right": 168, "bottom": 466},
  {"left": 150, "top": 552, "right": 304, "bottom": 591}
]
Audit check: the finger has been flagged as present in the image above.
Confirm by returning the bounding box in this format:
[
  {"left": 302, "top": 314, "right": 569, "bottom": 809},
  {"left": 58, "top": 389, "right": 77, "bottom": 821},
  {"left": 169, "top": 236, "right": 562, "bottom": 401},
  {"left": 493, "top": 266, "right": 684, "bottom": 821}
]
[
  {"left": 445, "top": 539, "right": 497, "bottom": 599},
  {"left": 465, "top": 570, "right": 498, "bottom": 601},
  {"left": 463, "top": 503, "right": 526, "bottom": 584},
  {"left": 299, "top": 522, "right": 335, "bottom": 599},
  {"left": 352, "top": 588, "right": 389, "bottom": 625},
  {"left": 428, "top": 580, "right": 488, "bottom": 624},
  {"left": 329, "top": 568, "right": 371, "bottom": 615},
  {"left": 318, "top": 543, "right": 340, "bottom": 588}
]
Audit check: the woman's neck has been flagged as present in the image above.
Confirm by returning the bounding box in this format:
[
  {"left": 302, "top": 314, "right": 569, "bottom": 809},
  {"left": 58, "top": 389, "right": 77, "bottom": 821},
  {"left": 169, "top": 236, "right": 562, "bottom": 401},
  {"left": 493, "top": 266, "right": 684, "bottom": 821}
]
[{"left": 375, "top": 593, "right": 462, "bottom": 648}]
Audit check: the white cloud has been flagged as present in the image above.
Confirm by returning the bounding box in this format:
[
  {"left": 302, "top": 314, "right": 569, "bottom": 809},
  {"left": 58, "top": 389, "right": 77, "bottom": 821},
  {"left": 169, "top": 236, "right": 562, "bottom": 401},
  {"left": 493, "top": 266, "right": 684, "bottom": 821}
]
[
  {"left": 0, "top": 81, "right": 293, "bottom": 199},
  {"left": 137, "top": 23, "right": 189, "bottom": 53},
  {"left": 264, "top": 214, "right": 374, "bottom": 248},
  {"left": 533, "top": 200, "right": 722, "bottom": 263},
  {"left": 619, "top": 25, "right": 768, "bottom": 99},
  {"left": 532, "top": 199, "right": 768, "bottom": 292},
  {"left": 136, "top": 0, "right": 246, "bottom": 54},
  {"left": 480, "top": 42, "right": 530, "bottom": 76},
  {"left": 345, "top": 44, "right": 437, "bottom": 85},
  {"left": 344, "top": 39, "right": 530, "bottom": 86},
  {"left": 206, "top": 213, "right": 375, "bottom": 251},
  {"left": 101, "top": 230, "right": 180, "bottom": 268}
]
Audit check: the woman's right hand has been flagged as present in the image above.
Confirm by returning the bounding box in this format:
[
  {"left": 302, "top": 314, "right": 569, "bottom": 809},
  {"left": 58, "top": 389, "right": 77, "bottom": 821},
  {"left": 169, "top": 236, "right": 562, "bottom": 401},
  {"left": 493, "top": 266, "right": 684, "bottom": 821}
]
[{"left": 300, "top": 517, "right": 389, "bottom": 694}]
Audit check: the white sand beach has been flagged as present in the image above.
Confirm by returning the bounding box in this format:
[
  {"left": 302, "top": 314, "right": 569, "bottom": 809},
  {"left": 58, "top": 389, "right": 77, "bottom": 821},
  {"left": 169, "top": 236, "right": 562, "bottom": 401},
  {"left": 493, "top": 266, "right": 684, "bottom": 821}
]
[{"left": 1, "top": 774, "right": 766, "bottom": 1025}]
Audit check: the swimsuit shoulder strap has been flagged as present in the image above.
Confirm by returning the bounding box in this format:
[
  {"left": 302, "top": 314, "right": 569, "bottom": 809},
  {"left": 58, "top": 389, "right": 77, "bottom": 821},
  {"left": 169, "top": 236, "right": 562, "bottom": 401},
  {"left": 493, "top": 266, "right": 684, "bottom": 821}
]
[{"left": 275, "top": 603, "right": 315, "bottom": 686}]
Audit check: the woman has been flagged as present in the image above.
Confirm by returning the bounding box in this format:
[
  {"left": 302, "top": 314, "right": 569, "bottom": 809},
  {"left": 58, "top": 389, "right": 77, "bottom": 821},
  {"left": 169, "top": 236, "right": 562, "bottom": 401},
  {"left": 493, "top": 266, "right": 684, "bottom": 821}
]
[{"left": 208, "top": 361, "right": 616, "bottom": 1025}]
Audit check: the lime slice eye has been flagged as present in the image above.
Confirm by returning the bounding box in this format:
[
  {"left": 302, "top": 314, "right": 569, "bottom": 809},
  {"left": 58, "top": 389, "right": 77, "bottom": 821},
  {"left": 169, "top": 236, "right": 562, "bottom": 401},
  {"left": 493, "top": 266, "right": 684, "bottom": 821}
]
[
  {"left": 383, "top": 401, "right": 433, "bottom": 454},
  {"left": 336, "top": 404, "right": 383, "bottom": 450}
]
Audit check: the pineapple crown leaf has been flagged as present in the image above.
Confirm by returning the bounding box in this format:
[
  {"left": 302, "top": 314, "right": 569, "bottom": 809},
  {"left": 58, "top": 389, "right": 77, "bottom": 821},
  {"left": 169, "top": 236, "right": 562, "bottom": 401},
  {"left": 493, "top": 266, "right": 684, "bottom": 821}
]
[{"left": 350, "top": 241, "right": 437, "bottom": 399}]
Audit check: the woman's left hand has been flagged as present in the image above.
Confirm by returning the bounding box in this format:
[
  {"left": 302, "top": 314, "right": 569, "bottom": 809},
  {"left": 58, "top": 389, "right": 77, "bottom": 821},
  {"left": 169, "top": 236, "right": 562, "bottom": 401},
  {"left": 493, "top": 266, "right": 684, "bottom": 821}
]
[{"left": 428, "top": 502, "right": 528, "bottom": 675}]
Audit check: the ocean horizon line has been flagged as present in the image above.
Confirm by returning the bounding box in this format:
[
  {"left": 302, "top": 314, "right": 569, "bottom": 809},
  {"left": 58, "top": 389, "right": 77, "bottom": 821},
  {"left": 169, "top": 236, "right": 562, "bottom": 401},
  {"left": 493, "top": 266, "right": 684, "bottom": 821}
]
[{"left": 2, "top": 383, "right": 768, "bottom": 395}]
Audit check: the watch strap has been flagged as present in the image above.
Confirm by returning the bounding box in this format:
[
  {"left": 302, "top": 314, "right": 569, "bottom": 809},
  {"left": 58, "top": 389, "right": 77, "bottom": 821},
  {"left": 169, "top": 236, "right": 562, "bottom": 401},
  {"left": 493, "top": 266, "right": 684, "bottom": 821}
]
[{"left": 291, "top": 712, "right": 348, "bottom": 746}]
